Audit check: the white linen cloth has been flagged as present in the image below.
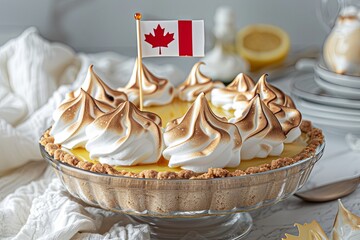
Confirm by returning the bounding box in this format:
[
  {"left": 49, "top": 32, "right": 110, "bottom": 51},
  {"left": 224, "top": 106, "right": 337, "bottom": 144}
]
[
  {"left": 0, "top": 162, "right": 150, "bottom": 240},
  {"left": 0, "top": 28, "right": 183, "bottom": 239}
]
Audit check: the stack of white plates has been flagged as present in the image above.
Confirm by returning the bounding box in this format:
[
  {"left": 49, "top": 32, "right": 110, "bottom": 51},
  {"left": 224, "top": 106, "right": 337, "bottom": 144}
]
[
  {"left": 291, "top": 73, "right": 360, "bottom": 134},
  {"left": 314, "top": 64, "right": 360, "bottom": 99}
]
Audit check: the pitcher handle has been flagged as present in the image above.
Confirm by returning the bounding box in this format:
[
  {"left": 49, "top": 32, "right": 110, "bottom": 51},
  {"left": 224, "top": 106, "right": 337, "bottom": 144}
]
[{"left": 317, "top": 0, "right": 345, "bottom": 32}]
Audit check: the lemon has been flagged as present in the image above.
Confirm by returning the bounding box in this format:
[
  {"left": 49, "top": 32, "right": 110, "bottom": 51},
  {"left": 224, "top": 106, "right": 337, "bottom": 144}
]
[{"left": 236, "top": 24, "right": 290, "bottom": 71}]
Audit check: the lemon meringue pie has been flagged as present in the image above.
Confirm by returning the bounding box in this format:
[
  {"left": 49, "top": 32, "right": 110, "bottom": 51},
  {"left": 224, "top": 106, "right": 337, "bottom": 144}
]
[{"left": 41, "top": 61, "right": 324, "bottom": 179}]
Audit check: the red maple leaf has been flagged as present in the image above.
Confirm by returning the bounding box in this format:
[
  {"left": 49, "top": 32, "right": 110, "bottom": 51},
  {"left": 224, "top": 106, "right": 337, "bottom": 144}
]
[{"left": 144, "top": 24, "right": 175, "bottom": 55}]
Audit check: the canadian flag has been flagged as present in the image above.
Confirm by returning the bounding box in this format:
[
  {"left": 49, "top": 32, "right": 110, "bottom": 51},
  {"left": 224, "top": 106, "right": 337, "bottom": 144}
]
[{"left": 140, "top": 20, "right": 204, "bottom": 57}]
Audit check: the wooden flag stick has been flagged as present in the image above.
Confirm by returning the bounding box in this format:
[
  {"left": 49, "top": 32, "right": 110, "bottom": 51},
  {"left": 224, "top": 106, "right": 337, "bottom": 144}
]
[{"left": 134, "top": 12, "right": 144, "bottom": 110}]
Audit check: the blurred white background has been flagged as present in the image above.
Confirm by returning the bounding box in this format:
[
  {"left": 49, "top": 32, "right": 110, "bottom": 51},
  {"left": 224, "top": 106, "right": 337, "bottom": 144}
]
[{"left": 0, "top": 0, "right": 327, "bottom": 55}]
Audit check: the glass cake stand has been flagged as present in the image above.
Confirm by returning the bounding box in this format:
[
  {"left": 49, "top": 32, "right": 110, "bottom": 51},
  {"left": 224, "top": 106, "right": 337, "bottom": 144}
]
[{"left": 40, "top": 141, "right": 325, "bottom": 240}]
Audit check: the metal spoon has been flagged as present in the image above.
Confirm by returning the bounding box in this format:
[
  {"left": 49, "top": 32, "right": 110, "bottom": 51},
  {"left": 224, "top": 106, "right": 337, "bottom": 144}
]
[{"left": 294, "top": 176, "right": 360, "bottom": 203}]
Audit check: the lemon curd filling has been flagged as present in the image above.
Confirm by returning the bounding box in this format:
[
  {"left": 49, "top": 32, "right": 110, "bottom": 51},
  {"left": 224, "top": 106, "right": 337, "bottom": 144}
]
[
  {"left": 67, "top": 98, "right": 308, "bottom": 173},
  {"left": 70, "top": 135, "right": 307, "bottom": 173},
  {"left": 143, "top": 97, "right": 234, "bottom": 127}
]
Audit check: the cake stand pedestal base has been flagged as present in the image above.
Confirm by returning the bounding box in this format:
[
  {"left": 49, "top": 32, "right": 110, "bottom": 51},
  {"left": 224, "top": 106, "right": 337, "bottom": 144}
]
[{"left": 130, "top": 212, "right": 253, "bottom": 240}]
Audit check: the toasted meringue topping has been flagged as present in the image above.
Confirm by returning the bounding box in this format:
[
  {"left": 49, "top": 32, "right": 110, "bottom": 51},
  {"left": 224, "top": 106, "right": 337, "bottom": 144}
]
[
  {"left": 232, "top": 74, "right": 301, "bottom": 143},
  {"left": 80, "top": 65, "right": 128, "bottom": 107},
  {"left": 255, "top": 74, "right": 296, "bottom": 109},
  {"left": 163, "top": 93, "right": 242, "bottom": 172},
  {"left": 177, "top": 62, "right": 224, "bottom": 102},
  {"left": 254, "top": 75, "right": 301, "bottom": 142},
  {"left": 229, "top": 73, "right": 256, "bottom": 92},
  {"left": 85, "top": 101, "right": 163, "bottom": 166},
  {"left": 230, "top": 95, "right": 286, "bottom": 160},
  {"left": 211, "top": 73, "right": 255, "bottom": 110},
  {"left": 51, "top": 89, "right": 106, "bottom": 149},
  {"left": 118, "top": 59, "right": 175, "bottom": 107},
  {"left": 331, "top": 200, "right": 360, "bottom": 240},
  {"left": 285, "top": 94, "right": 296, "bottom": 108},
  {"left": 255, "top": 74, "right": 288, "bottom": 112},
  {"left": 64, "top": 90, "right": 114, "bottom": 113},
  {"left": 273, "top": 104, "right": 302, "bottom": 143}
]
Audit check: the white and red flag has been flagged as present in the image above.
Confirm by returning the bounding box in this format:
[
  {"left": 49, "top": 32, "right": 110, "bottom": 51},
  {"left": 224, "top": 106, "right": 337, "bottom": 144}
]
[{"left": 140, "top": 20, "right": 204, "bottom": 57}]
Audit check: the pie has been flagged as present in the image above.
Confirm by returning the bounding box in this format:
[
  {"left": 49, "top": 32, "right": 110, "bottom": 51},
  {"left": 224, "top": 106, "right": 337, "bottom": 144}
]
[{"left": 40, "top": 61, "right": 324, "bottom": 180}]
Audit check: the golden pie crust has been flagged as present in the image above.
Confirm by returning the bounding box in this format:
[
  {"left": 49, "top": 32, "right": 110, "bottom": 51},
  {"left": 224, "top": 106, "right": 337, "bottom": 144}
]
[{"left": 40, "top": 120, "right": 324, "bottom": 180}]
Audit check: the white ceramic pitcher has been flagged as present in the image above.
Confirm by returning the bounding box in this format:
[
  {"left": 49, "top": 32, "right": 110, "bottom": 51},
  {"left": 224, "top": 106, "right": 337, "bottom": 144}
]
[{"left": 320, "top": 0, "right": 360, "bottom": 76}]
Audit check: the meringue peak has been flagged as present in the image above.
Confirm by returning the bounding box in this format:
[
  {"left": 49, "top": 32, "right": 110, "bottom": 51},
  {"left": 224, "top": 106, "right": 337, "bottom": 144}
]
[
  {"left": 273, "top": 103, "right": 302, "bottom": 141},
  {"left": 231, "top": 94, "right": 286, "bottom": 159},
  {"left": 119, "top": 59, "right": 175, "bottom": 106},
  {"left": 53, "top": 89, "right": 104, "bottom": 123},
  {"left": 177, "top": 62, "right": 224, "bottom": 101},
  {"left": 255, "top": 74, "right": 297, "bottom": 112},
  {"left": 91, "top": 101, "right": 162, "bottom": 132},
  {"left": 235, "top": 95, "right": 285, "bottom": 141},
  {"left": 232, "top": 74, "right": 301, "bottom": 143},
  {"left": 227, "top": 73, "right": 255, "bottom": 92},
  {"left": 211, "top": 73, "right": 254, "bottom": 110},
  {"left": 85, "top": 100, "right": 164, "bottom": 166},
  {"left": 166, "top": 92, "right": 229, "bottom": 134},
  {"left": 183, "top": 62, "right": 212, "bottom": 86},
  {"left": 50, "top": 89, "right": 106, "bottom": 148},
  {"left": 81, "top": 65, "right": 128, "bottom": 107},
  {"left": 163, "top": 92, "right": 242, "bottom": 172},
  {"left": 255, "top": 74, "right": 285, "bottom": 110},
  {"left": 126, "top": 59, "right": 169, "bottom": 89}
]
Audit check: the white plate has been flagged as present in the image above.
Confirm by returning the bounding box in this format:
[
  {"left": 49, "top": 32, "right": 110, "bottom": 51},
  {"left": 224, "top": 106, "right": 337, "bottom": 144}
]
[
  {"left": 314, "top": 75, "right": 360, "bottom": 99},
  {"left": 291, "top": 74, "right": 360, "bottom": 109},
  {"left": 302, "top": 113, "right": 360, "bottom": 134},
  {"left": 296, "top": 98, "right": 360, "bottom": 117},
  {"left": 315, "top": 64, "right": 360, "bottom": 88},
  {"left": 298, "top": 103, "right": 360, "bottom": 122}
]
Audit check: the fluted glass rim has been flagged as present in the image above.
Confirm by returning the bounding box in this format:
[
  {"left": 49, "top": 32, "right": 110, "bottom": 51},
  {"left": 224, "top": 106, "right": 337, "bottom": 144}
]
[{"left": 40, "top": 140, "right": 325, "bottom": 183}]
